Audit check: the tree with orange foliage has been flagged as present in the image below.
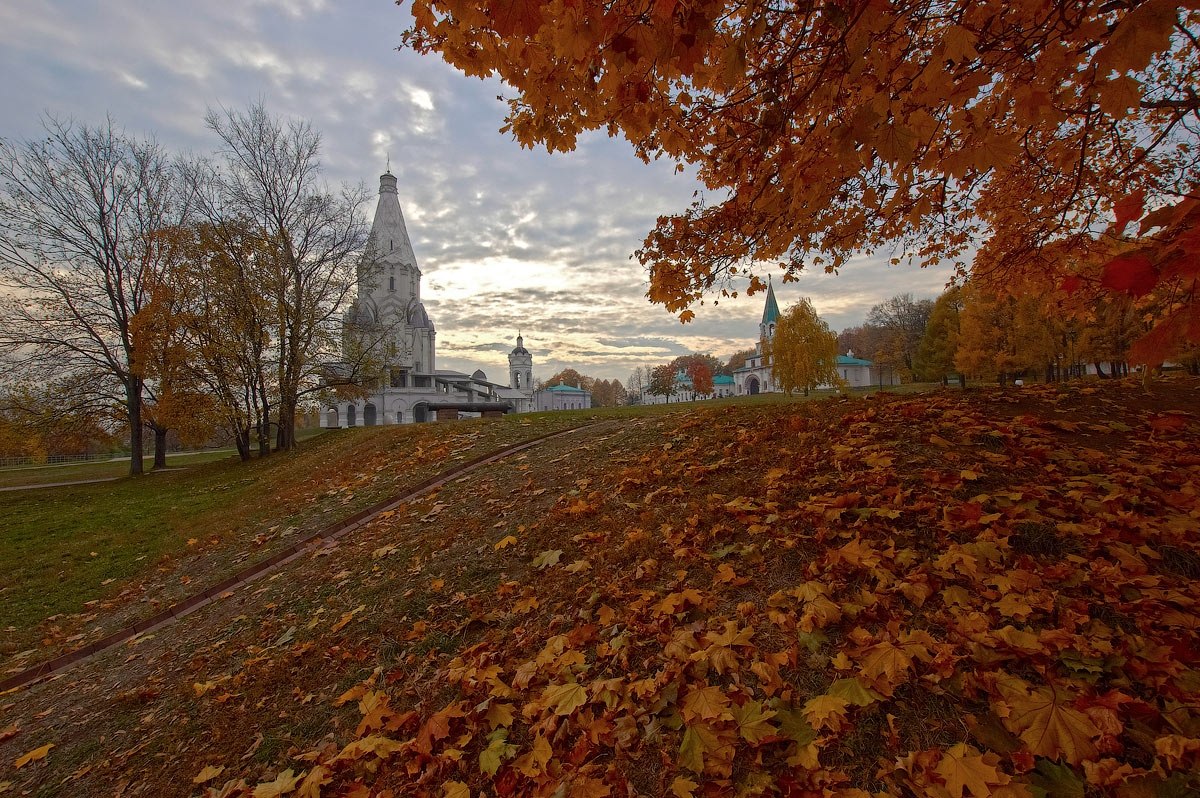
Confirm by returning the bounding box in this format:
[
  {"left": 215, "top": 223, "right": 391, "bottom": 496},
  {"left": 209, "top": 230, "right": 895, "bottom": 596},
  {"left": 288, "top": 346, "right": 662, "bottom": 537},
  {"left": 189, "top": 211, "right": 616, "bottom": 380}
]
[{"left": 405, "top": 1, "right": 1200, "bottom": 359}]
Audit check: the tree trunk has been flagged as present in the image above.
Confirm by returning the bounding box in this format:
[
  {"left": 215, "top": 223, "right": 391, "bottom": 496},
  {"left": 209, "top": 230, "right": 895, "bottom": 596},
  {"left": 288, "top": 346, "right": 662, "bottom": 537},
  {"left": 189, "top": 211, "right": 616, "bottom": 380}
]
[
  {"left": 152, "top": 425, "right": 168, "bottom": 470},
  {"left": 1094, "top": 362, "right": 1109, "bottom": 378},
  {"left": 234, "top": 426, "right": 251, "bottom": 462},
  {"left": 127, "top": 377, "right": 144, "bottom": 476},
  {"left": 276, "top": 397, "right": 297, "bottom": 451},
  {"left": 957, "top": 373, "right": 966, "bottom": 389}
]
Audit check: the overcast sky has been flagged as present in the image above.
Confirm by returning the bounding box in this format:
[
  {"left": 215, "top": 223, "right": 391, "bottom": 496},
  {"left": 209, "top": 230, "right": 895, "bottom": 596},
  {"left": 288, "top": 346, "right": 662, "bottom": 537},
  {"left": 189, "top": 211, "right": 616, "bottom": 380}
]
[{"left": 0, "top": 0, "right": 957, "bottom": 381}]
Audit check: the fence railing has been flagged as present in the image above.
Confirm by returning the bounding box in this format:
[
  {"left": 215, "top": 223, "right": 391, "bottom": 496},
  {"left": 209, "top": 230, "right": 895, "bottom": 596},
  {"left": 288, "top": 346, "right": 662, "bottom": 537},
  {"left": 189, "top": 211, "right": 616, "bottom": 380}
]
[{"left": 0, "top": 452, "right": 122, "bottom": 469}]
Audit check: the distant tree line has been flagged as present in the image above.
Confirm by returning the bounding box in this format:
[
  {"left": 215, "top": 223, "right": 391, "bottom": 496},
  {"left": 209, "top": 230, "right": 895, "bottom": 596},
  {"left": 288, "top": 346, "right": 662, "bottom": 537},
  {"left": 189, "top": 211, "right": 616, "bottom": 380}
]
[{"left": 541, "top": 369, "right": 628, "bottom": 407}]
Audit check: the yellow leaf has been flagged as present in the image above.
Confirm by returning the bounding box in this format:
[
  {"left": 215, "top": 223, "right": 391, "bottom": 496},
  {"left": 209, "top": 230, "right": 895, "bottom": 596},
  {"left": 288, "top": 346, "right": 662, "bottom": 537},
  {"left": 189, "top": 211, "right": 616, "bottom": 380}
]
[
  {"left": 515, "top": 734, "right": 552, "bottom": 777},
  {"left": 935, "top": 743, "right": 1010, "bottom": 797},
  {"left": 442, "top": 782, "right": 470, "bottom": 798},
  {"left": 531, "top": 549, "right": 563, "bottom": 569},
  {"left": 731, "top": 700, "right": 777, "bottom": 744},
  {"left": 253, "top": 768, "right": 303, "bottom": 798},
  {"left": 297, "top": 765, "right": 331, "bottom": 798},
  {"left": 682, "top": 685, "right": 732, "bottom": 721},
  {"left": 13, "top": 743, "right": 53, "bottom": 768},
  {"left": 679, "top": 723, "right": 720, "bottom": 772},
  {"left": 494, "top": 535, "right": 517, "bottom": 550},
  {"left": 330, "top": 604, "right": 365, "bottom": 633},
  {"left": 802, "top": 694, "right": 850, "bottom": 731},
  {"left": 858, "top": 640, "right": 914, "bottom": 687},
  {"left": 671, "top": 775, "right": 699, "bottom": 797},
  {"left": 541, "top": 681, "right": 588, "bottom": 715},
  {"left": 193, "top": 764, "right": 225, "bottom": 784},
  {"left": 484, "top": 701, "right": 515, "bottom": 729}
]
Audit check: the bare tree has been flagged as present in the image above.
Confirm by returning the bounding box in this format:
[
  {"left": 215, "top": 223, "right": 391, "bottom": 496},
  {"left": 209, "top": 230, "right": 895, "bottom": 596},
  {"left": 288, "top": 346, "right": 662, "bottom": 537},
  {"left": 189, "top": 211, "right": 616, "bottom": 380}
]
[
  {"left": 0, "top": 117, "right": 186, "bottom": 475},
  {"left": 864, "top": 293, "right": 936, "bottom": 378},
  {"left": 195, "top": 103, "right": 370, "bottom": 452}
]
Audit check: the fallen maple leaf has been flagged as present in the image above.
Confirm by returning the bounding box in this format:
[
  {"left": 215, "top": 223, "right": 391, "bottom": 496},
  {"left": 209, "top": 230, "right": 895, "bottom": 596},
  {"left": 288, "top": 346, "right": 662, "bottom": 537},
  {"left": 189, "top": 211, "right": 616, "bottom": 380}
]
[
  {"left": 935, "top": 743, "right": 1010, "bottom": 797},
  {"left": 731, "top": 700, "right": 777, "bottom": 744},
  {"left": 296, "top": 765, "right": 330, "bottom": 798},
  {"left": 193, "top": 764, "right": 225, "bottom": 784},
  {"left": 494, "top": 535, "right": 517, "bottom": 550},
  {"left": 995, "top": 676, "right": 1100, "bottom": 764},
  {"left": 541, "top": 681, "right": 588, "bottom": 715},
  {"left": 803, "top": 695, "right": 850, "bottom": 731},
  {"left": 532, "top": 549, "right": 563, "bottom": 568},
  {"left": 252, "top": 768, "right": 302, "bottom": 798},
  {"left": 671, "top": 776, "right": 699, "bottom": 797},
  {"left": 442, "top": 782, "right": 470, "bottom": 798},
  {"left": 682, "top": 685, "right": 732, "bottom": 721},
  {"left": 13, "top": 743, "right": 53, "bottom": 768}
]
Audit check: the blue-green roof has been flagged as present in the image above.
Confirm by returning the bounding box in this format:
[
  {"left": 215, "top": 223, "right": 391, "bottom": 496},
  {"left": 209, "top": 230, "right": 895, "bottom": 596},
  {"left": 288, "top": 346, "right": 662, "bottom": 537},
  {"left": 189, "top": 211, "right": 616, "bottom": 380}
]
[
  {"left": 547, "top": 383, "right": 586, "bottom": 392},
  {"left": 837, "top": 355, "right": 872, "bottom": 366},
  {"left": 713, "top": 374, "right": 735, "bottom": 385},
  {"left": 761, "top": 279, "right": 780, "bottom": 326}
]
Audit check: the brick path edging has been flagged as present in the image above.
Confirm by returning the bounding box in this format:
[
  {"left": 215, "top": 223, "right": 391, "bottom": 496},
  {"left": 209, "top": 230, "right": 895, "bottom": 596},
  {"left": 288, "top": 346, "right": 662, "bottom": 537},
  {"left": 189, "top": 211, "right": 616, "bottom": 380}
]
[{"left": 0, "top": 424, "right": 595, "bottom": 694}]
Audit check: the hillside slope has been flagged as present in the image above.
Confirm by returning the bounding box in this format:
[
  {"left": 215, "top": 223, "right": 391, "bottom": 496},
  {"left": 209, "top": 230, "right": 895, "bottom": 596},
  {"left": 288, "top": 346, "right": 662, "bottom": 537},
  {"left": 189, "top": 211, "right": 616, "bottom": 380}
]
[{"left": 1, "top": 380, "right": 1198, "bottom": 797}]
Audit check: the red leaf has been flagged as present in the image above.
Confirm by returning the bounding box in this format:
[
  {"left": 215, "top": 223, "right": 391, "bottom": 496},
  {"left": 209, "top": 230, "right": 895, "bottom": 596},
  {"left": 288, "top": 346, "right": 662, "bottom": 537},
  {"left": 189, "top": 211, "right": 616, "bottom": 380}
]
[
  {"left": 1112, "top": 189, "right": 1145, "bottom": 235},
  {"left": 1059, "top": 275, "right": 1082, "bottom": 294},
  {"left": 1100, "top": 254, "right": 1157, "bottom": 297}
]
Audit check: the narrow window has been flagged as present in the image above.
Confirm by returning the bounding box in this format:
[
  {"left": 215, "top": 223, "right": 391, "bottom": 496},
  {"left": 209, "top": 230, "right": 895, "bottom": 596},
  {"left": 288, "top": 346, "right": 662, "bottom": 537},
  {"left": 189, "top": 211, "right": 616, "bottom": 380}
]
[
  {"left": 389, "top": 276, "right": 395, "bottom": 291},
  {"left": 390, "top": 240, "right": 393, "bottom": 252}
]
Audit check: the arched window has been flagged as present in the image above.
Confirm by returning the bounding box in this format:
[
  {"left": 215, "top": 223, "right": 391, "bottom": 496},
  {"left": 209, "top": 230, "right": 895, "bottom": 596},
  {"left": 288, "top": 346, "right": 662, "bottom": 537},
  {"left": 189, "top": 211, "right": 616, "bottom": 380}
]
[
  {"left": 326, "top": 407, "right": 338, "bottom": 428},
  {"left": 364, "top": 403, "right": 377, "bottom": 426},
  {"left": 514, "top": 372, "right": 522, "bottom": 388},
  {"left": 346, "top": 404, "right": 357, "bottom": 426},
  {"left": 389, "top": 275, "right": 395, "bottom": 291}
]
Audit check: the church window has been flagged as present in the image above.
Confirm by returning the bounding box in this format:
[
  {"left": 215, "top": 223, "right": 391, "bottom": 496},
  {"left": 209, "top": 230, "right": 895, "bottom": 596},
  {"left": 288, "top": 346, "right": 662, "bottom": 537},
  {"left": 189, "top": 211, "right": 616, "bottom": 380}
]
[
  {"left": 390, "top": 239, "right": 393, "bottom": 252},
  {"left": 389, "top": 275, "right": 395, "bottom": 291}
]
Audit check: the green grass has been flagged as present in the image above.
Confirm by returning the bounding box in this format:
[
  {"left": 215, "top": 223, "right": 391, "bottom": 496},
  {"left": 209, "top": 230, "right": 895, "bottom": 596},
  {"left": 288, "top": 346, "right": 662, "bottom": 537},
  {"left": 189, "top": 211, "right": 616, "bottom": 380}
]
[
  {"left": 0, "top": 450, "right": 240, "bottom": 489},
  {"left": 0, "top": 429, "right": 328, "bottom": 489}
]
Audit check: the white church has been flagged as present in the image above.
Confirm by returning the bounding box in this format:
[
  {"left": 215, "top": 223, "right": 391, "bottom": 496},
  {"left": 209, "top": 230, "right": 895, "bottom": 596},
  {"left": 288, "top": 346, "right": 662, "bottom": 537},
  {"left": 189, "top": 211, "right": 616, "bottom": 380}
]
[{"left": 321, "top": 171, "right": 536, "bottom": 427}]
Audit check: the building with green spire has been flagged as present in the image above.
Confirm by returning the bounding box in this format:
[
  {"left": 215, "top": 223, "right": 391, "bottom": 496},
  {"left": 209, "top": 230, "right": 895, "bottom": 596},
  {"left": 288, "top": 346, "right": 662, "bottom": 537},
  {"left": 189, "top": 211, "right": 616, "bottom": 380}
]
[{"left": 733, "top": 277, "right": 781, "bottom": 395}]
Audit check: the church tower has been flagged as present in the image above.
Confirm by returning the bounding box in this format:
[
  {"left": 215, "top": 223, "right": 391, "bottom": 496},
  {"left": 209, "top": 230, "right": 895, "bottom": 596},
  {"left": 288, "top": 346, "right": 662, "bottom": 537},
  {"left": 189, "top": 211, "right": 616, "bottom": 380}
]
[
  {"left": 759, "top": 276, "right": 781, "bottom": 344},
  {"left": 347, "top": 170, "right": 436, "bottom": 375},
  {"left": 508, "top": 333, "right": 533, "bottom": 391}
]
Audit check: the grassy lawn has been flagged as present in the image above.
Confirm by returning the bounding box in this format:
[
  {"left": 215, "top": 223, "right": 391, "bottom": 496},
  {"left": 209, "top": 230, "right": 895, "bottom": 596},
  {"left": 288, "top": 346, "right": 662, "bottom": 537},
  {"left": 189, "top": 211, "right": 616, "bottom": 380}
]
[{"left": 0, "top": 449, "right": 237, "bottom": 489}]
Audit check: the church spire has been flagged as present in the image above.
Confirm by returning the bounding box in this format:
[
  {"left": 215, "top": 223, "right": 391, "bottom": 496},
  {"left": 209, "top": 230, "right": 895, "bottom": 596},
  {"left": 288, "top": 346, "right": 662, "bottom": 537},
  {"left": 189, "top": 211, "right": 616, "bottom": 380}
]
[
  {"left": 761, "top": 275, "right": 780, "bottom": 326},
  {"left": 369, "top": 171, "right": 417, "bottom": 269}
]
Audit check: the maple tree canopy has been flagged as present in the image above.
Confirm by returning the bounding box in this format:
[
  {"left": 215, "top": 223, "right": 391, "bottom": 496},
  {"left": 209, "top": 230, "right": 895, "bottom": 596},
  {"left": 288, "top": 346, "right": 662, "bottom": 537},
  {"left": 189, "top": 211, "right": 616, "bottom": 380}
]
[{"left": 405, "top": 0, "right": 1200, "bottom": 351}]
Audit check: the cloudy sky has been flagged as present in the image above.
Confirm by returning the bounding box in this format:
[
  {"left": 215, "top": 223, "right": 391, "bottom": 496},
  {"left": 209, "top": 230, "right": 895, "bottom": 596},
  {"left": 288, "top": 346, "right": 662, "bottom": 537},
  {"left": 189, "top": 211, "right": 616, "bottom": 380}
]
[{"left": 0, "top": 0, "right": 956, "bottom": 382}]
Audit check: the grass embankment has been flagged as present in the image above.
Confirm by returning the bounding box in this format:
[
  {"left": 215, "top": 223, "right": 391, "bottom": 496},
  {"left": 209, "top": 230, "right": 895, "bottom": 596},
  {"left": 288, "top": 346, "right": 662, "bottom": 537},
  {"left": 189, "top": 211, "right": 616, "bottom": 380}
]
[
  {"left": 0, "top": 414, "right": 598, "bottom": 671},
  {"left": 1, "top": 380, "right": 1197, "bottom": 797}
]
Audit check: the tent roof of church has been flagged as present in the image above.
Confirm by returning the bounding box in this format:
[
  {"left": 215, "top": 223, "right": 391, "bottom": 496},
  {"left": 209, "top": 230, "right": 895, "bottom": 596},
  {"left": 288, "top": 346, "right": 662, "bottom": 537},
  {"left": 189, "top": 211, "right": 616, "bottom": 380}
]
[
  {"left": 369, "top": 172, "right": 418, "bottom": 269},
  {"left": 761, "top": 278, "right": 780, "bottom": 326}
]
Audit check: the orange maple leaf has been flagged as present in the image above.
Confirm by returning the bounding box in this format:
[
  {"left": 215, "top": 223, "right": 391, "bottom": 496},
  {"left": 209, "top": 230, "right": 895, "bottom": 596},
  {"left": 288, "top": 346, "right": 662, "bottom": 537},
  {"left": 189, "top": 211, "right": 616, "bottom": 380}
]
[
  {"left": 935, "top": 743, "right": 1011, "bottom": 797},
  {"left": 995, "top": 676, "right": 1100, "bottom": 765}
]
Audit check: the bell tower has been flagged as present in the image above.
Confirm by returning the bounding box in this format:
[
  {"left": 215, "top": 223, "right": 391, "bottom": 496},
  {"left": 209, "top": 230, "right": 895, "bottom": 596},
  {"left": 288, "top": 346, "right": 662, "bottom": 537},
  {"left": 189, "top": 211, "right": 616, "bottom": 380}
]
[{"left": 508, "top": 333, "right": 533, "bottom": 391}]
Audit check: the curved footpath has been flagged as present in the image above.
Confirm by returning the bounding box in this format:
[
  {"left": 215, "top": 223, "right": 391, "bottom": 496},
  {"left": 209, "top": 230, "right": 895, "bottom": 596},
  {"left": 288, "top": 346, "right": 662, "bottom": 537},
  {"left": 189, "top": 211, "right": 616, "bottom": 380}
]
[{"left": 0, "top": 423, "right": 597, "bottom": 694}]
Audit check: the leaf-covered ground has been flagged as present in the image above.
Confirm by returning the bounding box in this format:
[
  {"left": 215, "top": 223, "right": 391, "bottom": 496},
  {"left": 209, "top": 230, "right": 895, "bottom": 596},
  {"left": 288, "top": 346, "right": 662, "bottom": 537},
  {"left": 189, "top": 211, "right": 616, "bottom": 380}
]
[{"left": 1, "top": 380, "right": 1198, "bottom": 797}]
